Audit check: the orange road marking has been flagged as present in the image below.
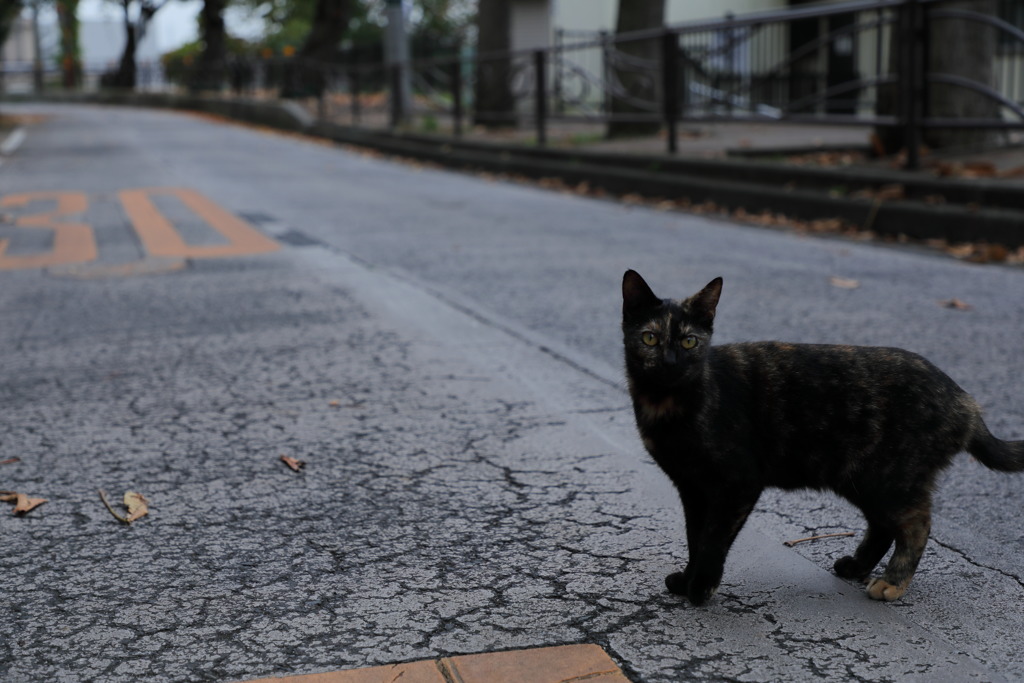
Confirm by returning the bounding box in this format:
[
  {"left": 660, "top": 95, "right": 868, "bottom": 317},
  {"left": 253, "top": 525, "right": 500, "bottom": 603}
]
[
  {"left": 239, "top": 644, "right": 631, "bottom": 683},
  {"left": 119, "top": 187, "right": 279, "bottom": 259},
  {"left": 0, "top": 192, "right": 96, "bottom": 270}
]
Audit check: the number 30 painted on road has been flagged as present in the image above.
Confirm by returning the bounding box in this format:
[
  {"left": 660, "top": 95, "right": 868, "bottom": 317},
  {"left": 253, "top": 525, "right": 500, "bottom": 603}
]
[
  {"left": 0, "top": 187, "right": 279, "bottom": 271},
  {"left": 0, "top": 191, "right": 95, "bottom": 270}
]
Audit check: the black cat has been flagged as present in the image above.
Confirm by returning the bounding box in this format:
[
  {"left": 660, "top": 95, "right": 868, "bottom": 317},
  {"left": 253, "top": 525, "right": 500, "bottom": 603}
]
[{"left": 621, "top": 269, "right": 1024, "bottom": 605}]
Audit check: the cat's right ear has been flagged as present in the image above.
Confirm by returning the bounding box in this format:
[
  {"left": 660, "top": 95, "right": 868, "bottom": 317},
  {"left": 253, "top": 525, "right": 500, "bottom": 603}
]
[{"left": 622, "top": 270, "right": 661, "bottom": 315}]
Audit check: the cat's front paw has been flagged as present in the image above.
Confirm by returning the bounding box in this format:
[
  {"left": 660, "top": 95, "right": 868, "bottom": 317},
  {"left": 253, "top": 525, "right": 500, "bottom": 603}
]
[
  {"left": 667, "top": 565, "right": 719, "bottom": 605},
  {"left": 866, "top": 578, "right": 908, "bottom": 601},
  {"left": 834, "top": 555, "right": 871, "bottom": 581},
  {"left": 686, "top": 580, "right": 718, "bottom": 606},
  {"left": 665, "top": 571, "right": 690, "bottom": 596}
]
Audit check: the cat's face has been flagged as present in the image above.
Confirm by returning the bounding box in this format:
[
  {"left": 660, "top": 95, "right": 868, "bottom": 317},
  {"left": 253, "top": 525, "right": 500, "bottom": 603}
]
[{"left": 622, "top": 270, "right": 722, "bottom": 388}]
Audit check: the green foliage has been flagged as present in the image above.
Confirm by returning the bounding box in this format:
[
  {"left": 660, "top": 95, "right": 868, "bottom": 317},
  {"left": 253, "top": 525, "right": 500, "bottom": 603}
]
[
  {"left": 408, "top": 0, "right": 474, "bottom": 44},
  {"left": 162, "top": 36, "right": 253, "bottom": 86},
  {"left": 228, "top": 0, "right": 473, "bottom": 57}
]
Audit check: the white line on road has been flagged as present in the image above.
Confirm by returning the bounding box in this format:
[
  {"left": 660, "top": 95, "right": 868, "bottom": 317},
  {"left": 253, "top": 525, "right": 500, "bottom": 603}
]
[{"left": 0, "top": 126, "right": 27, "bottom": 157}]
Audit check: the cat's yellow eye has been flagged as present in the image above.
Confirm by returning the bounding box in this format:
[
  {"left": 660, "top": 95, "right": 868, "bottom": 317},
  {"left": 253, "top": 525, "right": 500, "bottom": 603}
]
[
  {"left": 641, "top": 331, "right": 659, "bottom": 346},
  {"left": 681, "top": 335, "right": 698, "bottom": 350}
]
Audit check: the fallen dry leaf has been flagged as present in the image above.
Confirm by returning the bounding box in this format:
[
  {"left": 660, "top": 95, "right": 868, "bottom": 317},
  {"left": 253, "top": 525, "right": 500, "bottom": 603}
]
[
  {"left": 962, "top": 161, "right": 998, "bottom": 178},
  {"left": 939, "top": 298, "right": 973, "bottom": 311},
  {"left": 945, "top": 243, "right": 976, "bottom": 259},
  {"left": 280, "top": 455, "right": 305, "bottom": 472},
  {"left": 0, "top": 490, "right": 47, "bottom": 515},
  {"left": 969, "top": 244, "right": 1010, "bottom": 264},
  {"left": 999, "top": 165, "right": 1024, "bottom": 178},
  {"left": 14, "top": 493, "right": 47, "bottom": 515},
  {"left": 809, "top": 218, "right": 844, "bottom": 233},
  {"left": 945, "top": 243, "right": 1010, "bottom": 264},
  {"left": 99, "top": 489, "right": 150, "bottom": 524},
  {"left": 124, "top": 491, "right": 149, "bottom": 523},
  {"left": 829, "top": 276, "right": 861, "bottom": 289}
]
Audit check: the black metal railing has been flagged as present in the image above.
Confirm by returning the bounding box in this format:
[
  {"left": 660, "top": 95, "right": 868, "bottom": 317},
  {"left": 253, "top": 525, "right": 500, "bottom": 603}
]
[{"left": 7, "top": 0, "right": 1022, "bottom": 168}]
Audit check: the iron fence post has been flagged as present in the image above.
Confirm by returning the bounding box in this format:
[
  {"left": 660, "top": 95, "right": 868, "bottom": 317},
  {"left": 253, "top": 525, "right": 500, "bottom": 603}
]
[
  {"left": 662, "top": 30, "right": 679, "bottom": 154},
  {"left": 898, "top": 0, "right": 925, "bottom": 169},
  {"left": 350, "top": 67, "right": 361, "bottom": 125},
  {"left": 389, "top": 63, "right": 401, "bottom": 129},
  {"left": 535, "top": 50, "right": 547, "bottom": 147},
  {"left": 317, "top": 65, "right": 327, "bottom": 121},
  {"left": 601, "top": 31, "right": 611, "bottom": 117},
  {"left": 554, "top": 29, "right": 564, "bottom": 115},
  {"left": 452, "top": 58, "right": 463, "bottom": 137}
]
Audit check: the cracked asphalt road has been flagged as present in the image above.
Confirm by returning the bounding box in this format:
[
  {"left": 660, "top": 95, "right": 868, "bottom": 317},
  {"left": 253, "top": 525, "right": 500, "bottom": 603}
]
[{"left": 2, "top": 104, "right": 1024, "bottom": 682}]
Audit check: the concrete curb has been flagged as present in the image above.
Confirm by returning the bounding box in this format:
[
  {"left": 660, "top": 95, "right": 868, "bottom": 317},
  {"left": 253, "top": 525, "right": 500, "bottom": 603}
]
[{"left": 8, "top": 91, "right": 1023, "bottom": 247}]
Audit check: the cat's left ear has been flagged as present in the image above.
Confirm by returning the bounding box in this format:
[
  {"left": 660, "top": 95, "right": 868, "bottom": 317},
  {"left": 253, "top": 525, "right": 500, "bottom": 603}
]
[{"left": 690, "top": 277, "right": 723, "bottom": 324}]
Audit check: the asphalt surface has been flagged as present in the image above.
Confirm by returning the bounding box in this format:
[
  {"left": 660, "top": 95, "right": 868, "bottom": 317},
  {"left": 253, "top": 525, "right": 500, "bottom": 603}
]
[{"left": 2, "top": 103, "right": 1024, "bottom": 682}]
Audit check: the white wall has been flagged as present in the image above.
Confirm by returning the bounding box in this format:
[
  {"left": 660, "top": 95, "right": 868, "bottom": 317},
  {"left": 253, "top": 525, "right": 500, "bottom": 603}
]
[
  {"left": 78, "top": 20, "right": 163, "bottom": 71},
  {"left": 2, "top": 17, "right": 36, "bottom": 66},
  {"left": 668, "top": 0, "right": 789, "bottom": 25},
  {"left": 552, "top": 0, "right": 791, "bottom": 36},
  {"left": 512, "top": 0, "right": 554, "bottom": 51}
]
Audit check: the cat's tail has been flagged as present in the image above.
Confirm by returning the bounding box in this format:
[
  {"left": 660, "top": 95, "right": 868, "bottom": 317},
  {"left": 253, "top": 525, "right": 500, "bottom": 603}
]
[{"left": 968, "top": 423, "right": 1024, "bottom": 472}]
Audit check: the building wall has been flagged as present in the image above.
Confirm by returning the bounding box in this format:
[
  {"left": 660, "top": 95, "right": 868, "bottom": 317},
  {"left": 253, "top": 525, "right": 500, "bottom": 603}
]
[
  {"left": 511, "top": 0, "right": 553, "bottom": 51},
  {"left": 2, "top": 17, "right": 37, "bottom": 67},
  {"left": 551, "top": 0, "right": 791, "bottom": 37}
]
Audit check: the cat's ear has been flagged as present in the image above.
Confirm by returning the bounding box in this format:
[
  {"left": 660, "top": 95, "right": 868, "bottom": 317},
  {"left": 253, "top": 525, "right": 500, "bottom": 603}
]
[
  {"left": 623, "top": 270, "right": 661, "bottom": 314},
  {"left": 690, "top": 277, "right": 723, "bottom": 324}
]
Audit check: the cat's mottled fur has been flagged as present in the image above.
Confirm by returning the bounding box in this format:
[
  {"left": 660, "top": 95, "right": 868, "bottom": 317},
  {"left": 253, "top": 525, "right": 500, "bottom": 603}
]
[{"left": 622, "top": 269, "right": 1024, "bottom": 605}]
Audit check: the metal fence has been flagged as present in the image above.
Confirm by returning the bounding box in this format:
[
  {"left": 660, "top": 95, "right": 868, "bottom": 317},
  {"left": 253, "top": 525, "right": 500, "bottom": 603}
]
[
  {"left": 8, "top": 0, "right": 1022, "bottom": 167},
  {"left": 316, "top": 0, "right": 1024, "bottom": 167}
]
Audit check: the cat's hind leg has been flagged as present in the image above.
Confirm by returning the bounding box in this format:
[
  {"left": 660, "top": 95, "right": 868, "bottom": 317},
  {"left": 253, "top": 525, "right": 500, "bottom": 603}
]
[
  {"left": 866, "top": 500, "right": 931, "bottom": 601},
  {"left": 834, "top": 516, "right": 894, "bottom": 582}
]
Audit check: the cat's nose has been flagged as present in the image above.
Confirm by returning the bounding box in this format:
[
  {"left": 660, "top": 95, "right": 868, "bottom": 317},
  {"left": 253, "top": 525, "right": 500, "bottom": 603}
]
[{"left": 664, "top": 349, "right": 679, "bottom": 365}]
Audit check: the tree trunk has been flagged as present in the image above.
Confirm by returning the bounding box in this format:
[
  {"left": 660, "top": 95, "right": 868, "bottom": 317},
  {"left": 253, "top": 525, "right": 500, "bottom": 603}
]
[
  {"left": 55, "top": 0, "right": 81, "bottom": 88},
  {"left": 104, "top": 1, "right": 163, "bottom": 91},
  {"left": 280, "top": 0, "right": 351, "bottom": 98},
  {"left": 112, "top": 16, "right": 137, "bottom": 89},
  {"left": 925, "top": 0, "right": 1004, "bottom": 150},
  {"left": 875, "top": 0, "right": 1004, "bottom": 154},
  {"left": 607, "top": 0, "right": 665, "bottom": 138},
  {"left": 473, "top": 0, "right": 515, "bottom": 128},
  {"left": 0, "top": 0, "right": 21, "bottom": 54},
  {"left": 191, "top": 0, "right": 227, "bottom": 92}
]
